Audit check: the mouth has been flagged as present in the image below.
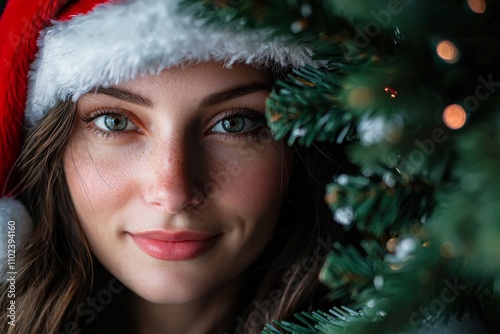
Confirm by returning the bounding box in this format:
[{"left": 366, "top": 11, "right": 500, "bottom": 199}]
[{"left": 128, "top": 230, "right": 221, "bottom": 261}]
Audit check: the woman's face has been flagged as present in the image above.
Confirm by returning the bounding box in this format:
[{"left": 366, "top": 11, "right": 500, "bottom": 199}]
[{"left": 63, "top": 62, "right": 293, "bottom": 304}]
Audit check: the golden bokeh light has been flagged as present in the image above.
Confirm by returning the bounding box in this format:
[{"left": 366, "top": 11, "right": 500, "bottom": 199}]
[
  {"left": 436, "top": 40, "right": 459, "bottom": 63},
  {"left": 440, "top": 241, "right": 456, "bottom": 258},
  {"left": 386, "top": 238, "right": 399, "bottom": 253},
  {"left": 468, "top": 0, "right": 486, "bottom": 14},
  {"left": 390, "top": 264, "right": 403, "bottom": 271},
  {"left": 443, "top": 104, "right": 467, "bottom": 130},
  {"left": 348, "top": 86, "right": 374, "bottom": 108}
]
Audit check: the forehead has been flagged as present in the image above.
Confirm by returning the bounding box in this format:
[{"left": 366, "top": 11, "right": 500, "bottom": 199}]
[{"left": 115, "top": 62, "right": 273, "bottom": 93}]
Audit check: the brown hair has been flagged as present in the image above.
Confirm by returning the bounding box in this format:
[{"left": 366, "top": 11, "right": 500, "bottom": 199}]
[
  {"left": 0, "top": 96, "right": 347, "bottom": 333},
  {"left": 0, "top": 101, "right": 95, "bottom": 334}
]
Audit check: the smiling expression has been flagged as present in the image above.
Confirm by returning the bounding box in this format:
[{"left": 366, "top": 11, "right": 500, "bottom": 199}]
[{"left": 63, "top": 62, "right": 294, "bottom": 304}]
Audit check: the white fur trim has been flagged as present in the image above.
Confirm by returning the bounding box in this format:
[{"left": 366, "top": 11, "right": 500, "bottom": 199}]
[
  {"left": 26, "top": 0, "right": 315, "bottom": 126},
  {"left": 0, "top": 198, "right": 33, "bottom": 281}
]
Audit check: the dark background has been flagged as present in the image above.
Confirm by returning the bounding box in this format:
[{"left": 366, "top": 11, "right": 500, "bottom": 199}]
[{"left": 0, "top": 0, "right": 6, "bottom": 17}]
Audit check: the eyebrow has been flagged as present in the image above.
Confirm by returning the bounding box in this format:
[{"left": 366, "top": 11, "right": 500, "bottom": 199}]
[
  {"left": 92, "top": 83, "right": 272, "bottom": 109},
  {"left": 95, "top": 87, "right": 153, "bottom": 108},
  {"left": 197, "top": 83, "right": 272, "bottom": 109}
]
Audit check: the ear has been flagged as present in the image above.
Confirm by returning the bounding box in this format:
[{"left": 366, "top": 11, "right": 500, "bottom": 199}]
[{"left": 0, "top": 198, "right": 33, "bottom": 281}]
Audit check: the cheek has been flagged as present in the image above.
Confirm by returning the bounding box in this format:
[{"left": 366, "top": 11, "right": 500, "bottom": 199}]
[
  {"left": 206, "top": 138, "right": 293, "bottom": 235},
  {"left": 196, "top": 139, "right": 292, "bottom": 279},
  {"left": 62, "top": 130, "right": 137, "bottom": 229},
  {"left": 212, "top": 138, "right": 290, "bottom": 198},
  {"left": 222, "top": 157, "right": 285, "bottom": 214}
]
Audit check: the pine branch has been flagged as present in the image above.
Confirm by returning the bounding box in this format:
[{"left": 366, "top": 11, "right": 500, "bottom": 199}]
[{"left": 180, "top": 0, "right": 500, "bottom": 332}]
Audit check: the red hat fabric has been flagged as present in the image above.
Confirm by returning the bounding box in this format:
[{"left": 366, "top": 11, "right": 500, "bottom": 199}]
[
  {"left": 0, "top": 0, "right": 109, "bottom": 197},
  {"left": 0, "top": 0, "right": 111, "bottom": 280},
  {"left": 0, "top": 0, "right": 61, "bottom": 196}
]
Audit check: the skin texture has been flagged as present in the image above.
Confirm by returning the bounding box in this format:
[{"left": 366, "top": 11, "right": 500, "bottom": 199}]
[{"left": 63, "top": 62, "right": 294, "bottom": 333}]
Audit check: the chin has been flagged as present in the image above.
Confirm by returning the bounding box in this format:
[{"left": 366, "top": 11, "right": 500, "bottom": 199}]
[
  {"left": 122, "top": 270, "right": 217, "bottom": 305},
  {"left": 133, "top": 285, "right": 211, "bottom": 305}
]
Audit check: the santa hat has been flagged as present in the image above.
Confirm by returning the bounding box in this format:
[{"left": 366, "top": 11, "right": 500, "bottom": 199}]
[{"left": 0, "top": 0, "right": 314, "bottom": 272}]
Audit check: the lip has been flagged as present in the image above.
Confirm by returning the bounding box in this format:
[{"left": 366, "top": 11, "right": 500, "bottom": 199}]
[{"left": 128, "top": 230, "right": 221, "bottom": 261}]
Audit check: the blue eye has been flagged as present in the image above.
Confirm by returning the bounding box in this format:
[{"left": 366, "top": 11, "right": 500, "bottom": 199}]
[
  {"left": 88, "top": 112, "right": 139, "bottom": 132},
  {"left": 211, "top": 110, "right": 266, "bottom": 135},
  {"left": 222, "top": 116, "right": 245, "bottom": 133}
]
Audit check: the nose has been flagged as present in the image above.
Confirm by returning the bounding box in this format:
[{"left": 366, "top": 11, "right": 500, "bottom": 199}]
[{"left": 143, "top": 137, "right": 203, "bottom": 213}]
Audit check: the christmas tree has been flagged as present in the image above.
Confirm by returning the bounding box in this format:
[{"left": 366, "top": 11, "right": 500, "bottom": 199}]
[{"left": 181, "top": 0, "right": 500, "bottom": 333}]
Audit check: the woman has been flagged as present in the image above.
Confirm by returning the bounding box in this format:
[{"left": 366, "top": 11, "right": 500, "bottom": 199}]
[{"left": 0, "top": 0, "right": 346, "bottom": 333}]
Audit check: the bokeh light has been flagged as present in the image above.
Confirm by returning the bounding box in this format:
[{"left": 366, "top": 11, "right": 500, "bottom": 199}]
[
  {"left": 348, "top": 86, "right": 374, "bottom": 108},
  {"left": 443, "top": 104, "right": 467, "bottom": 129},
  {"left": 468, "top": 0, "right": 486, "bottom": 14},
  {"left": 436, "top": 40, "right": 459, "bottom": 64},
  {"left": 440, "top": 241, "right": 456, "bottom": 258},
  {"left": 386, "top": 238, "right": 398, "bottom": 253},
  {"left": 384, "top": 86, "right": 398, "bottom": 98},
  {"left": 390, "top": 264, "right": 403, "bottom": 271}
]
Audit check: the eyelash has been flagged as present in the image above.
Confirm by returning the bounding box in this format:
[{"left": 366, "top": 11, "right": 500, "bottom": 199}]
[
  {"left": 80, "top": 109, "right": 135, "bottom": 140},
  {"left": 79, "top": 108, "right": 267, "bottom": 140},
  {"left": 209, "top": 108, "right": 267, "bottom": 139}
]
